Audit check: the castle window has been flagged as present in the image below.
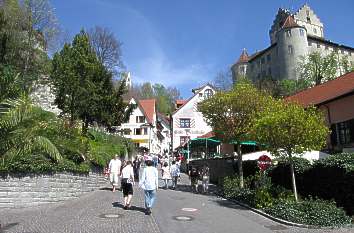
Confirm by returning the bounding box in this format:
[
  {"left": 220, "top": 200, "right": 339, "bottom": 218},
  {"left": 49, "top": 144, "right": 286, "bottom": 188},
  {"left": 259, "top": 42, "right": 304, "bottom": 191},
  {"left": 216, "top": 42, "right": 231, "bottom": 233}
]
[
  {"left": 313, "top": 28, "right": 317, "bottom": 34},
  {"left": 308, "top": 41, "right": 312, "bottom": 46},
  {"left": 317, "top": 43, "right": 321, "bottom": 49},
  {"left": 306, "top": 17, "right": 311, "bottom": 23},
  {"left": 261, "top": 57, "right": 265, "bottom": 64},
  {"left": 267, "top": 54, "right": 271, "bottom": 62},
  {"left": 268, "top": 67, "right": 272, "bottom": 76},
  {"left": 306, "top": 10, "right": 310, "bottom": 16},
  {"left": 325, "top": 46, "right": 329, "bottom": 50},
  {"left": 300, "top": 29, "right": 305, "bottom": 36},
  {"left": 341, "top": 50, "right": 345, "bottom": 54},
  {"left": 288, "top": 45, "right": 294, "bottom": 55},
  {"left": 286, "top": 30, "right": 292, "bottom": 37}
]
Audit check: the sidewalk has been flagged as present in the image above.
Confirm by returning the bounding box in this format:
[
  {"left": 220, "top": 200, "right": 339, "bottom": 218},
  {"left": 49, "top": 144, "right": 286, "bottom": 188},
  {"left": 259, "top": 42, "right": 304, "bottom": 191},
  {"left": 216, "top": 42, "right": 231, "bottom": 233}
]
[{"left": 0, "top": 181, "right": 160, "bottom": 233}]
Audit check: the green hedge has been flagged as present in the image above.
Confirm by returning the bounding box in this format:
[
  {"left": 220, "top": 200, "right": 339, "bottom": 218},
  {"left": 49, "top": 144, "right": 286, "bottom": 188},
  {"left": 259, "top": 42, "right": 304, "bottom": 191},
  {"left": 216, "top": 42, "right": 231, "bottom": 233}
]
[
  {"left": 0, "top": 154, "right": 90, "bottom": 174},
  {"left": 264, "top": 198, "right": 351, "bottom": 227},
  {"left": 301, "top": 153, "right": 354, "bottom": 216},
  {"left": 269, "top": 153, "right": 354, "bottom": 216},
  {"left": 268, "top": 157, "right": 311, "bottom": 191}
]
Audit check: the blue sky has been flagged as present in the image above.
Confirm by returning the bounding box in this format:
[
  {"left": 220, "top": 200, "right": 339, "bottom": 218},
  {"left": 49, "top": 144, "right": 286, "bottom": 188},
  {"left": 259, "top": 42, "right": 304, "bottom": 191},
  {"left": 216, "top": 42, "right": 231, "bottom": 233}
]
[{"left": 51, "top": 0, "right": 354, "bottom": 98}]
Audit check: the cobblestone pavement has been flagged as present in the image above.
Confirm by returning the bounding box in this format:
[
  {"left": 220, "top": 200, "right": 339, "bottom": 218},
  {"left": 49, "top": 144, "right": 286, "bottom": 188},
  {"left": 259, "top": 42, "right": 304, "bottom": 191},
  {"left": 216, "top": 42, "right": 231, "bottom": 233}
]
[{"left": 0, "top": 172, "right": 353, "bottom": 233}]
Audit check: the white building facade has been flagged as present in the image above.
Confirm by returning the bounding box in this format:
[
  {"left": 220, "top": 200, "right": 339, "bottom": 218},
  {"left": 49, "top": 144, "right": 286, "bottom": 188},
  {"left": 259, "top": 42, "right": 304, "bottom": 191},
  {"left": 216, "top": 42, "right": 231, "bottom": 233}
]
[
  {"left": 119, "top": 98, "right": 161, "bottom": 154},
  {"left": 172, "top": 84, "right": 215, "bottom": 151}
]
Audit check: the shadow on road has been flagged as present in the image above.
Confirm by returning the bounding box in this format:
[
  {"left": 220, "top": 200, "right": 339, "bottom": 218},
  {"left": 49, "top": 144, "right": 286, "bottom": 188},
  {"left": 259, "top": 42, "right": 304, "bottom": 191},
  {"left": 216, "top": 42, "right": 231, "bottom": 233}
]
[
  {"left": 112, "top": 202, "right": 146, "bottom": 214},
  {"left": 211, "top": 199, "right": 248, "bottom": 211}
]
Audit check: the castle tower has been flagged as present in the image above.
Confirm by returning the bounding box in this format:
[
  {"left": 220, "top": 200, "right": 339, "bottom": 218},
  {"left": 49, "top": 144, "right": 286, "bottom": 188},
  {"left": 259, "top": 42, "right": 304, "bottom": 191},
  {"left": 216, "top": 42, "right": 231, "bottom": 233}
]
[
  {"left": 293, "top": 4, "right": 324, "bottom": 38},
  {"left": 231, "top": 48, "right": 249, "bottom": 83},
  {"left": 277, "top": 15, "right": 308, "bottom": 80},
  {"left": 269, "top": 8, "right": 291, "bottom": 44}
]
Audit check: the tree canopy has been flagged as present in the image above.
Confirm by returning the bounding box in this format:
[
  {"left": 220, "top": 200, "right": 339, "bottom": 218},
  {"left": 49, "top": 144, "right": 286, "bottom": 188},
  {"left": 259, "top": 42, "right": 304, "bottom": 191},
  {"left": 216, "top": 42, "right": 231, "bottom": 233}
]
[
  {"left": 199, "top": 80, "right": 271, "bottom": 187},
  {"left": 50, "top": 30, "right": 132, "bottom": 133},
  {"left": 251, "top": 100, "right": 330, "bottom": 201}
]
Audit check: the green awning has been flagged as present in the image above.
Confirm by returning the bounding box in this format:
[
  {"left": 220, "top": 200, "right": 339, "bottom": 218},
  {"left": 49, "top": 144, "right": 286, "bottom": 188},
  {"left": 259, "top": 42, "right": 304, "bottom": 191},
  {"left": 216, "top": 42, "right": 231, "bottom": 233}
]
[{"left": 231, "top": 140, "right": 258, "bottom": 146}]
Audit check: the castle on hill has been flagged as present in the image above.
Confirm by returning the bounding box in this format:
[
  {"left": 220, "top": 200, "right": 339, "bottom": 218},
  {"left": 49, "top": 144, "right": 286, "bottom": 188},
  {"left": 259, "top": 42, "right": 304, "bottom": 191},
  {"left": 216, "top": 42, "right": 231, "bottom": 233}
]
[{"left": 231, "top": 4, "right": 354, "bottom": 83}]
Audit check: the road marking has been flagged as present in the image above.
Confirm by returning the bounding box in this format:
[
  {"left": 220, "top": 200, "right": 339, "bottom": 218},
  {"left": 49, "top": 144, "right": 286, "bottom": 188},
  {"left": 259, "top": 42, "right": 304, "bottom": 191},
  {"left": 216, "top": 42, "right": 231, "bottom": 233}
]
[
  {"left": 181, "top": 208, "right": 198, "bottom": 212},
  {"left": 99, "top": 214, "right": 122, "bottom": 219},
  {"left": 173, "top": 216, "right": 194, "bottom": 221}
]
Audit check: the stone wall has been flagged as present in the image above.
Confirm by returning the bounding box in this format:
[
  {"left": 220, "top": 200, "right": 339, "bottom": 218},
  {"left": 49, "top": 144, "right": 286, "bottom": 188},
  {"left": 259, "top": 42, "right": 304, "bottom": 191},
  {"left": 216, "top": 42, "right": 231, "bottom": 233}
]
[{"left": 0, "top": 172, "right": 108, "bottom": 208}]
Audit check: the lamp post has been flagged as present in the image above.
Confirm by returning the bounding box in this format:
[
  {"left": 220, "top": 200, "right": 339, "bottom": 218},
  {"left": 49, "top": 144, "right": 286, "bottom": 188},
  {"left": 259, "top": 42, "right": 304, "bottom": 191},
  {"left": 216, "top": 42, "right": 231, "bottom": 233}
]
[{"left": 185, "top": 129, "right": 190, "bottom": 163}]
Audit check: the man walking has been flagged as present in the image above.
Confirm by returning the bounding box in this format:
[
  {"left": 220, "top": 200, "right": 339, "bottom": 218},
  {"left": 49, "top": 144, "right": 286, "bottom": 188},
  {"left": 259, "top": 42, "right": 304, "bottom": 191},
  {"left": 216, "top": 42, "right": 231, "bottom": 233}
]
[
  {"left": 170, "top": 161, "right": 180, "bottom": 190},
  {"left": 139, "top": 159, "right": 159, "bottom": 215},
  {"left": 109, "top": 154, "right": 122, "bottom": 192}
]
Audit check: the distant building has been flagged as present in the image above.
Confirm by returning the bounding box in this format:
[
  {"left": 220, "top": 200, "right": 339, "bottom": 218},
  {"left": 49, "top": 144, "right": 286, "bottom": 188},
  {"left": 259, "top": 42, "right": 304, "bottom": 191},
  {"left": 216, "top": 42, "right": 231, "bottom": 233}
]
[
  {"left": 171, "top": 84, "right": 215, "bottom": 151},
  {"left": 232, "top": 4, "right": 354, "bottom": 83},
  {"left": 118, "top": 98, "right": 159, "bottom": 153},
  {"left": 286, "top": 71, "right": 354, "bottom": 153}
]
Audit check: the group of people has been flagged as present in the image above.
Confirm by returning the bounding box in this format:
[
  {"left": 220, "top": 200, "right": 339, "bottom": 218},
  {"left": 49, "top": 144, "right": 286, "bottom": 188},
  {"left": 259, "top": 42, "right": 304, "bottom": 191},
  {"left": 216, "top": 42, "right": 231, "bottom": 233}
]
[
  {"left": 107, "top": 153, "right": 209, "bottom": 215},
  {"left": 108, "top": 154, "right": 159, "bottom": 215},
  {"left": 188, "top": 164, "right": 210, "bottom": 193}
]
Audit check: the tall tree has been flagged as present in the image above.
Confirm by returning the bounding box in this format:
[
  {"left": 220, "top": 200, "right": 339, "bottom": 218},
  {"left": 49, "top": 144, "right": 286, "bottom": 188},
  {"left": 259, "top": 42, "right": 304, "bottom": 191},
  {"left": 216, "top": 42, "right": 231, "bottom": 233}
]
[
  {"left": 251, "top": 100, "right": 329, "bottom": 201},
  {"left": 51, "top": 30, "right": 131, "bottom": 133},
  {"left": 199, "top": 80, "right": 271, "bottom": 188},
  {"left": 88, "top": 26, "right": 124, "bottom": 75}
]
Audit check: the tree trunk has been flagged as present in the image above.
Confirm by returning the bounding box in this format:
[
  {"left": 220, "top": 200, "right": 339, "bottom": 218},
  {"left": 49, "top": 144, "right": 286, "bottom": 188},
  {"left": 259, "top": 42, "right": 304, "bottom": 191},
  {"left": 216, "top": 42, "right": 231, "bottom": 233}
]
[
  {"left": 236, "top": 143, "right": 244, "bottom": 188},
  {"left": 289, "top": 154, "right": 298, "bottom": 202}
]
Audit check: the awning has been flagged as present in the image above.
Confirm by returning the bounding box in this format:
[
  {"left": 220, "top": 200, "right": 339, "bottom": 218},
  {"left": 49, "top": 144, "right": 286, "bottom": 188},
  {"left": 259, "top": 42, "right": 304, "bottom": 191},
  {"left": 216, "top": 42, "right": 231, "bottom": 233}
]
[{"left": 132, "top": 139, "right": 148, "bottom": 143}]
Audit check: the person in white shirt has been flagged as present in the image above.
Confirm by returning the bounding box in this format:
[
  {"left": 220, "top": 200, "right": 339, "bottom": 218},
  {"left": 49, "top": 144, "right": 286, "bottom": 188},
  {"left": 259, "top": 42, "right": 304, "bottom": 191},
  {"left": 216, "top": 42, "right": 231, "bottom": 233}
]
[
  {"left": 139, "top": 160, "right": 158, "bottom": 215},
  {"left": 121, "top": 161, "right": 135, "bottom": 209},
  {"left": 161, "top": 162, "right": 171, "bottom": 189},
  {"left": 108, "top": 154, "right": 122, "bottom": 192}
]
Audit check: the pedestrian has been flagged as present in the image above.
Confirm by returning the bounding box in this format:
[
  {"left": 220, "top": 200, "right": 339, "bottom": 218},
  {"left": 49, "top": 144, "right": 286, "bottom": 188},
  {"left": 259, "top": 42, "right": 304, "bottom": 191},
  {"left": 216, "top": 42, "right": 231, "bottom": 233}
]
[
  {"left": 108, "top": 154, "right": 122, "bottom": 192},
  {"left": 121, "top": 161, "right": 135, "bottom": 209},
  {"left": 170, "top": 160, "right": 180, "bottom": 190},
  {"left": 139, "top": 159, "right": 159, "bottom": 215},
  {"left": 201, "top": 164, "right": 210, "bottom": 193},
  {"left": 133, "top": 156, "right": 141, "bottom": 181},
  {"left": 161, "top": 162, "right": 172, "bottom": 189},
  {"left": 189, "top": 166, "right": 199, "bottom": 193}
]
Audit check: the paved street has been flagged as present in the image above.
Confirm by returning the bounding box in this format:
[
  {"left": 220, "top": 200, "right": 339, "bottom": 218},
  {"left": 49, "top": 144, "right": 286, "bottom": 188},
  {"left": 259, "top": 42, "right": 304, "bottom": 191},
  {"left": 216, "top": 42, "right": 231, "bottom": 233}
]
[{"left": 0, "top": 173, "right": 352, "bottom": 233}]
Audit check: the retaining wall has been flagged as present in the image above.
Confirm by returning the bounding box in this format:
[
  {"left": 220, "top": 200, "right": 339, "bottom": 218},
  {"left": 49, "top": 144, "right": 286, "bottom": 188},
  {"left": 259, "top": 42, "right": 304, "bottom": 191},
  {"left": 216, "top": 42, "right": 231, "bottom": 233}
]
[{"left": 0, "top": 172, "right": 107, "bottom": 208}]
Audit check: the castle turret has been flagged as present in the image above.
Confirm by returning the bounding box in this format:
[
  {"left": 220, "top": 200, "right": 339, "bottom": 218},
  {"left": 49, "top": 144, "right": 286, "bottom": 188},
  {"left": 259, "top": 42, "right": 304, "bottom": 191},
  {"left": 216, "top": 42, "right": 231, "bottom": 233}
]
[
  {"left": 277, "top": 15, "right": 308, "bottom": 80},
  {"left": 231, "top": 48, "right": 249, "bottom": 83}
]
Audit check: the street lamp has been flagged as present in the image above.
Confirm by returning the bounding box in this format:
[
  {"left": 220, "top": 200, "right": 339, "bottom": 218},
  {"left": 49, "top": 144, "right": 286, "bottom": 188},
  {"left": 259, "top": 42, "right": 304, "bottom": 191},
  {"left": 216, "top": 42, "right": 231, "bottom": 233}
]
[{"left": 141, "top": 123, "right": 154, "bottom": 153}]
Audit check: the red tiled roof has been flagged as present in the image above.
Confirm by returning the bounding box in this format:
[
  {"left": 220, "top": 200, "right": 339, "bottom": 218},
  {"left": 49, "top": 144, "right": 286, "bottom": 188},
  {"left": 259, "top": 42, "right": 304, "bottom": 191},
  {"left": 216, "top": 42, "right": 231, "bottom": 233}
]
[
  {"left": 282, "top": 15, "right": 299, "bottom": 29},
  {"left": 139, "top": 99, "right": 156, "bottom": 124},
  {"left": 197, "top": 131, "right": 215, "bottom": 139},
  {"left": 176, "top": 99, "right": 187, "bottom": 105},
  {"left": 285, "top": 71, "right": 354, "bottom": 107},
  {"left": 237, "top": 49, "right": 249, "bottom": 63}
]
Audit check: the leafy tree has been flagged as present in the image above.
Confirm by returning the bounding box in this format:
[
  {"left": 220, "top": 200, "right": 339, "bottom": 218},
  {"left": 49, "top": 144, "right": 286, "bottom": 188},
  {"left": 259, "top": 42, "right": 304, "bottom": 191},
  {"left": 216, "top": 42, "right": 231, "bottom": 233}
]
[
  {"left": 0, "top": 0, "right": 56, "bottom": 87},
  {"left": 88, "top": 26, "right": 124, "bottom": 75},
  {"left": 129, "top": 82, "right": 181, "bottom": 114},
  {"left": 251, "top": 100, "right": 329, "bottom": 201},
  {"left": 199, "top": 80, "right": 271, "bottom": 187},
  {"left": 298, "top": 52, "right": 338, "bottom": 86},
  {"left": 51, "top": 30, "right": 131, "bottom": 133}
]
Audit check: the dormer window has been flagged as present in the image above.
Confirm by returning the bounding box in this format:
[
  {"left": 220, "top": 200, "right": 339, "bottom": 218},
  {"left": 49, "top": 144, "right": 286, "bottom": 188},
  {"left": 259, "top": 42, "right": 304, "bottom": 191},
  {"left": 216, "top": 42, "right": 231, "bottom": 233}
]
[
  {"left": 204, "top": 89, "right": 214, "bottom": 99},
  {"left": 307, "top": 17, "right": 311, "bottom": 23}
]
